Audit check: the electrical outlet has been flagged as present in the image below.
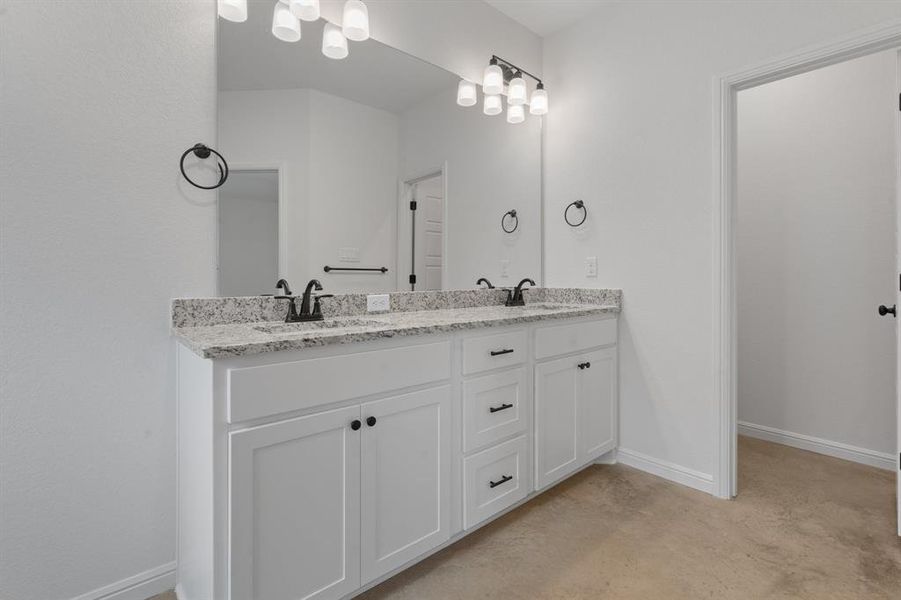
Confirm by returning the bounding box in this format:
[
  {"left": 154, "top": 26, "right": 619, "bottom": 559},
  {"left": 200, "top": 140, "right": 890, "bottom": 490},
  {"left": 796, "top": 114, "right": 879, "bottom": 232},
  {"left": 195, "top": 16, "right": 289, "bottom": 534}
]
[
  {"left": 585, "top": 256, "right": 598, "bottom": 278},
  {"left": 367, "top": 294, "right": 390, "bottom": 312},
  {"left": 500, "top": 260, "right": 510, "bottom": 278}
]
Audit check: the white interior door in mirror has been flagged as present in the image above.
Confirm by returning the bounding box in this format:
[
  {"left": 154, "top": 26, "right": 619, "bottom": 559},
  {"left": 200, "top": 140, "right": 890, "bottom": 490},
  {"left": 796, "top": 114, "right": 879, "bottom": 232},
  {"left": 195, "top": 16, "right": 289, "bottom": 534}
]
[{"left": 414, "top": 175, "right": 444, "bottom": 291}]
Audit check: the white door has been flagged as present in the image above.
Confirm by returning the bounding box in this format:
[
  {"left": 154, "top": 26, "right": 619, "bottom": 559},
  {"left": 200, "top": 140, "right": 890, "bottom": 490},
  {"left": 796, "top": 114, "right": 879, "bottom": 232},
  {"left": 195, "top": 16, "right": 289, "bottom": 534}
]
[
  {"left": 578, "top": 347, "right": 617, "bottom": 461},
  {"left": 535, "top": 355, "right": 579, "bottom": 490},
  {"left": 229, "top": 406, "right": 361, "bottom": 600},
  {"left": 413, "top": 176, "right": 444, "bottom": 291},
  {"left": 360, "top": 385, "right": 451, "bottom": 583}
]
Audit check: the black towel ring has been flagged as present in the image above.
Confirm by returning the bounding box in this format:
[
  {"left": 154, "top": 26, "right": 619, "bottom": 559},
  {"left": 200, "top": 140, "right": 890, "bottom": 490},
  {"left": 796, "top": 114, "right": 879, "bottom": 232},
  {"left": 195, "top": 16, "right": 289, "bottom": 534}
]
[
  {"left": 180, "top": 143, "right": 229, "bottom": 190},
  {"left": 564, "top": 200, "right": 587, "bottom": 227},
  {"left": 501, "top": 209, "right": 519, "bottom": 234}
]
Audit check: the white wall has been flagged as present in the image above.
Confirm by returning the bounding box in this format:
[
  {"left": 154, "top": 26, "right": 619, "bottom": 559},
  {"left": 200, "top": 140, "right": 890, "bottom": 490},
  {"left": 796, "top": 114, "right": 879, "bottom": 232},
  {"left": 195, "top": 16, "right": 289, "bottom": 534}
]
[
  {"left": 400, "top": 87, "right": 542, "bottom": 289},
  {"left": 737, "top": 51, "right": 897, "bottom": 456},
  {"left": 220, "top": 89, "right": 398, "bottom": 294},
  {"left": 0, "top": 2, "right": 217, "bottom": 600},
  {"left": 542, "top": 1, "right": 901, "bottom": 486}
]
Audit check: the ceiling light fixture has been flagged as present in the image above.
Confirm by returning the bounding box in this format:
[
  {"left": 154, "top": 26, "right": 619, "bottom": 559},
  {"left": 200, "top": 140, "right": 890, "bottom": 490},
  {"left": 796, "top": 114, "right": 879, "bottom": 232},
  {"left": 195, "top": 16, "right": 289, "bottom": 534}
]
[
  {"left": 218, "top": 0, "right": 248, "bottom": 22},
  {"left": 272, "top": 1, "right": 301, "bottom": 42},
  {"left": 465, "top": 55, "right": 548, "bottom": 124},
  {"left": 322, "top": 22, "right": 349, "bottom": 59},
  {"left": 342, "top": 0, "right": 370, "bottom": 42}
]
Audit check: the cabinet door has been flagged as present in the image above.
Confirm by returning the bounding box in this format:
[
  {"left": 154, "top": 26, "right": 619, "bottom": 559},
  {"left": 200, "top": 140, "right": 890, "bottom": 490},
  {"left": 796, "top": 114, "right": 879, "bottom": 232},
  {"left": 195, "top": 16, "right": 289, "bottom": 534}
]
[
  {"left": 360, "top": 386, "right": 451, "bottom": 583},
  {"left": 579, "top": 347, "right": 617, "bottom": 461},
  {"left": 230, "top": 405, "right": 361, "bottom": 600},
  {"left": 534, "top": 355, "right": 580, "bottom": 490}
]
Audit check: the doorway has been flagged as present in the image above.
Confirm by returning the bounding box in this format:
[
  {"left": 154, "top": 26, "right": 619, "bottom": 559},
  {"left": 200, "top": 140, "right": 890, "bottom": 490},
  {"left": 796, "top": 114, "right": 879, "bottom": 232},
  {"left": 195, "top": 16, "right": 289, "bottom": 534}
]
[
  {"left": 399, "top": 170, "right": 446, "bottom": 291},
  {"left": 218, "top": 169, "right": 280, "bottom": 296},
  {"left": 715, "top": 24, "right": 901, "bottom": 535}
]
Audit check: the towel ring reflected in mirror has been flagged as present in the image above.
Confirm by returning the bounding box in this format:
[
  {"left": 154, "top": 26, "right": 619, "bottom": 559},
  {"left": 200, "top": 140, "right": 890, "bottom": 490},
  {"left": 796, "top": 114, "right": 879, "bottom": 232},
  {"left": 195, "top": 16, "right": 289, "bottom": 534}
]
[
  {"left": 564, "top": 200, "right": 587, "bottom": 227},
  {"left": 501, "top": 209, "right": 518, "bottom": 233},
  {"left": 180, "top": 143, "right": 229, "bottom": 190}
]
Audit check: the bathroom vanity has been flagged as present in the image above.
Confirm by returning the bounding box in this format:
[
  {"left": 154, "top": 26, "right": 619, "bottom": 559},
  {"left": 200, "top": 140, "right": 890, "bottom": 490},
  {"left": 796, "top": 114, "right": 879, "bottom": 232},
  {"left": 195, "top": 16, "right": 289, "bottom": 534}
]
[{"left": 173, "top": 289, "right": 620, "bottom": 600}]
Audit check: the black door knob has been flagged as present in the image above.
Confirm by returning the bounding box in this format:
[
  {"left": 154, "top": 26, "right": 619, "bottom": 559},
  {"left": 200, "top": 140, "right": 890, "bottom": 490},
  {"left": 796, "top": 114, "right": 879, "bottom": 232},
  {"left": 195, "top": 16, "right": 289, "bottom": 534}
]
[
  {"left": 366, "top": 416, "right": 377, "bottom": 427},
  {"left": 350, "top": 420, "right": 361, "bottom": 431},
  {"left": 878, "top": 304, "right": 896, "bottom": 317}
]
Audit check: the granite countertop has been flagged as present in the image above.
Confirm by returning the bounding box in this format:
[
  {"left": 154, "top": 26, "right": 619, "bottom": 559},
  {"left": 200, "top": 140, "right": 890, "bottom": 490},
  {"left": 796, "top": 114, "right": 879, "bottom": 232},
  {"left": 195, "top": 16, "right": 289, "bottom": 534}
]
[{"left": 173, "top": 301, "right": 619, "bottom": 359}]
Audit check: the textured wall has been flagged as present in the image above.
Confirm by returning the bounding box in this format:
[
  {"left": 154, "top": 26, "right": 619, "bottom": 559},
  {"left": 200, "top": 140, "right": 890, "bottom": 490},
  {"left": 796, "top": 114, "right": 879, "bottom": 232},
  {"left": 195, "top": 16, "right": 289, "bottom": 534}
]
[
  {"left": 0, "top": 1, "right": 217, "bottom": 598},
  {"left": 542, "top": 1, "right": 901, "bottom": 482}
]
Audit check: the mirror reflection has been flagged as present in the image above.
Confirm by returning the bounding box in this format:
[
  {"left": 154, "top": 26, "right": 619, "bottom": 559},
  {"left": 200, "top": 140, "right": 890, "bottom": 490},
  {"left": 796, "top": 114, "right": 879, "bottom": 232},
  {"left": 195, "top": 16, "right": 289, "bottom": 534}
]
[{"left": 218, "top": 14, "right": 541, "bottom": 295}]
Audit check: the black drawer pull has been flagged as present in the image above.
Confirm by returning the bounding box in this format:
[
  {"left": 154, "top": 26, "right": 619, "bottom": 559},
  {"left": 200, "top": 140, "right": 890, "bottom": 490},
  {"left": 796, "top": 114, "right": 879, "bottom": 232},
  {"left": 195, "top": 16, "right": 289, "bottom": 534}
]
[
  {"left": 489, "top": 474, "right": 513, "bottom": 489},
  {"left": 489, "top": 403, "right": 514, "bottom": 413},
  {"left": 490, "top": 348, "right": 515, "bottom": 356}
]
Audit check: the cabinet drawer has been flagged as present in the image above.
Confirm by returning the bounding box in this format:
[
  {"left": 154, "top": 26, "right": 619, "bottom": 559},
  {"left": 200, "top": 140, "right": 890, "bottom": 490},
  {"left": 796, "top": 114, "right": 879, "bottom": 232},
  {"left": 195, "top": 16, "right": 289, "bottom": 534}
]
[
  {"left": 534, "top": 318, "right": 616, "bottom": 360},
  {"left": 461, "top": 329, "right": 527, "bottom": 375},
  {"left": 227, "top": 341, "right": 451, "bottom": 422},
  {"left": 463, "top": 435, "right": 530, "bottom": 529},
  {"left": 462, "top": 368, "right": 528, "bottom": 453}
]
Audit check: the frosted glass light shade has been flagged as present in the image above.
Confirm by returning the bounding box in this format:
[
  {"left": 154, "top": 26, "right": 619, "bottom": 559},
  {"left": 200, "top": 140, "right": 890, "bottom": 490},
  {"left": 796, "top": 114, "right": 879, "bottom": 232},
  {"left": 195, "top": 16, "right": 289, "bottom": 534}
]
[
  {"left": 507, "top": 73, "right": 527, "bottom": 106},
  {"left": 456, "top": 80, "right": 478, "bottom": 107},
  {"left": 342, "top": 0, "right": 370, "bottom": 41},
  {"left": 289, "top": 0, "right": 320, "bottom": 21},
  {"left": 218, "top": 0, "right": 248, "bottom": 22},
  {"left": 506, "top": 103, "right": 525, "bottom": 124},
  {"left": 483, "top": 94, "right": 502, "bottom": 116},
  {"left": 272, "top": 2, "right": 301, "bottom": 42},
  {"left": 530, "top": 85, "right": 548, "bottom": 115},
  {"left": 483, "top": 63, "right": 504, "bottom": 96},
  {"left": 322, "top": 22, "right": 349, "bottom": 59}
]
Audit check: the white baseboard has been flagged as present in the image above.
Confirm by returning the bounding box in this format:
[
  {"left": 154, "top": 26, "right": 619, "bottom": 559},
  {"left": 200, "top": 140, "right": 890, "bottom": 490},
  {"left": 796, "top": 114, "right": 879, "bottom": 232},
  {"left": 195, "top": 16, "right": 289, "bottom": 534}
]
[
  {"left": 71, "top": 562, "right": 175, "bottom": 600},
  {"left": 617, "top": 447, "right": 715, "bottom": 494},
  {"left": 738, "top": 421, "right": 895, "bottom": 471},
  {"left": 594, "top": 448, "right": 618, "bottom": 465}
]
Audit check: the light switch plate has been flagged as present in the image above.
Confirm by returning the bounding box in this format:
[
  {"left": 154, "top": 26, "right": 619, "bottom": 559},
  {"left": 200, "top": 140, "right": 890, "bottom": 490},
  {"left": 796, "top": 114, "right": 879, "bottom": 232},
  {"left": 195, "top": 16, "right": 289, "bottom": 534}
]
[
  {"left": 585, "top": 256, "right": 598, "bottom": 278},
  {"left": 367, "top": 294, "right": 390, "bottom": 312},
  {"left": 500, "top": 260, "right": 510, "bottom": 278}
]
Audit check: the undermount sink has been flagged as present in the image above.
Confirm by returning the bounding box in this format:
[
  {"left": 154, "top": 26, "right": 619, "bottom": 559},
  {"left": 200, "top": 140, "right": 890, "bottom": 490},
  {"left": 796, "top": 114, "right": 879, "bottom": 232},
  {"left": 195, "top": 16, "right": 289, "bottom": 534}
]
[{"left": 254, "top": 318, "right": 383, "bottom": 335}]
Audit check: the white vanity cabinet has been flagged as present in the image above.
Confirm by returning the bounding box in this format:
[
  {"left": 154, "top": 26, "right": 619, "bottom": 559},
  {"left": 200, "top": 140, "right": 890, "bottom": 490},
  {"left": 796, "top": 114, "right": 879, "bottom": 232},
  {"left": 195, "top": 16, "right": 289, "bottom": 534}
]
[{"left": 176, "top": 314, "right": 617, "bottom": 600}]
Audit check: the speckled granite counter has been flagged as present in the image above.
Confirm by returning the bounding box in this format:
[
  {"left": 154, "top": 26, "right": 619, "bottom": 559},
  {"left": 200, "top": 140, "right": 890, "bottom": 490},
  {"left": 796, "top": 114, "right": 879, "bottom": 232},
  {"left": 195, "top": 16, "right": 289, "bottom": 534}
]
[{"left": 172, "top": 288, "right": 621, "bottom": 359}]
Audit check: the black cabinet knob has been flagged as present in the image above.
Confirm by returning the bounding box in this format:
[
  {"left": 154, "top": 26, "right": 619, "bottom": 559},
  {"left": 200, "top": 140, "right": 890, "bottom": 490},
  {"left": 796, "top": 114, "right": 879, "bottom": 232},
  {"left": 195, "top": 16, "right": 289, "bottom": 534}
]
[
  {"left": 350, "top": 420, "right": 361, "bottom": 431},
  {"left": 366, "top": 416, "right": 377, "bottom": 427},
  {"left": 577, "top": 362, "right": 591, "bottom": 370},
  {"left": 878, "top": 304, "right": 896, "bottom": 317}
]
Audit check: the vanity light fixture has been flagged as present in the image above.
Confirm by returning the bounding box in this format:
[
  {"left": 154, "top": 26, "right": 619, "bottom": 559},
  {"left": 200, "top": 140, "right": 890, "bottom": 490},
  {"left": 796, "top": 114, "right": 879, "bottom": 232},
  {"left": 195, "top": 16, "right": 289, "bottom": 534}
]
[
  {"left": 272, "top": 1, "right": 302, "bottom": 42},
  {"left": 483, "top": 94, "right": 502, "bottom": 116},
  {"left": 530, "top": 82, "right": 548, "bottom": 115},
  {"left": 456, "top": 80, "right": 478, "bottom": 107},
  {"left": 507, "top": 71, "right": 527, "bottom": 106},
  {"left": 482, "top": 58, "right": 504, "bottom": 96},
  {"left": 289, "top": 0, "right": 320, "bottom": 21},
  {"left": 218, "top": 0, "right": 248, "bottom": 22},
  {"left": 342, "top": 0, "right": 370, "bottom": 41},
  {"left": 468, "top": 55, "right": 548, "bottom": 123},
  {"left": 322, "top": 22, "right": 349, "bottom": 59},
  {"left": 506, "top": 103, "right": 525, "bottom": 124}
]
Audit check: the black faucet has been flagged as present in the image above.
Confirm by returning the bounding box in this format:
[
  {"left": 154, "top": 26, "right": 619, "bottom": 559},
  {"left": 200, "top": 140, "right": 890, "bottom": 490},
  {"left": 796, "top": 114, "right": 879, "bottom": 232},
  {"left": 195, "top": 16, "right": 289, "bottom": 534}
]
[
  {"left": 274, "top": 279, "right": 332, "bottom": 322},
  {"left": 505, "top": 278, "right": 536, "bottom": 307},
  {"left": 275, "top": 279, "right": 292, "bottom": 296},
  {"left": 476, "top": 278, "right": 494, "bottom": 289}
]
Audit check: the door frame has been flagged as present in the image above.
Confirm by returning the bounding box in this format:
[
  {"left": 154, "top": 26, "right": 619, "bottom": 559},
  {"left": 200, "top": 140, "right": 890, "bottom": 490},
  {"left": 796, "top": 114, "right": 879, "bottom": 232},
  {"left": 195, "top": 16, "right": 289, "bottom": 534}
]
[
  {"left": 713, "top": 20, "right": 901, "bottom": 501},
  {"left": 397, "top": 165, "right": 448, "bottom": 291},
  {"left": 217, "top": 163, "right": 287, "bottom": 295}
]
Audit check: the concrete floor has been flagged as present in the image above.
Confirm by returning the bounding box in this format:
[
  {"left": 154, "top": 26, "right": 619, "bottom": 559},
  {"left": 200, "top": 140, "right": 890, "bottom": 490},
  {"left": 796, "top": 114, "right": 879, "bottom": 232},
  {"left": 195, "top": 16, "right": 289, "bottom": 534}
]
[{"left": 152, "top": 436, "right": 901, "bottom": 599}]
